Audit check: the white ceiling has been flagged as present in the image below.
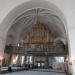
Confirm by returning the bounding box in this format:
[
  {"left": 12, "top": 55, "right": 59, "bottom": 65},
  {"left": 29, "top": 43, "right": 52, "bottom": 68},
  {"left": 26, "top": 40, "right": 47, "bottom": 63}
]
[{"left": 6, "top": 8, "right": 67, "bottom": 45}]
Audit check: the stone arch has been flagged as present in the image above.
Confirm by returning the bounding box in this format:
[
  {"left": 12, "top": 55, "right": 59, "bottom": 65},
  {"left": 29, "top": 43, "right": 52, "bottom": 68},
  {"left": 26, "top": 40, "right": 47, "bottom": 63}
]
[
  {"left": 1, "top": 0, "right": 67, "bottom": 34},
  {"left": 54, "top": 37, "right": 67, "bottom": 45},
  {"left": 0, "top": 0, "right": 68, "bottom": 54}
]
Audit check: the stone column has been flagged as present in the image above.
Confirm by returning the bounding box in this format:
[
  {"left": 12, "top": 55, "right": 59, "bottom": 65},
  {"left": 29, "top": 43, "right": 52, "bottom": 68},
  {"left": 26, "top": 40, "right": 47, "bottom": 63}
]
[
  {"left": 32, "top": 56, "right": 34, "bottom": 66},
  {"left": 0, "top": 37, "right": 6, "bottom": 54},
  {"left": 8, "top": 54, "right": 12, "bottom": 66},
  {"left": 0, "top": 36, "right": 6, "bottom": 66},
  {"left": 23, "top": 55, "right": 27, "bottom": 65},
  {"left": 49, "top": 57, "right": 53, "bottom": 66},
  {"left": 17, "top": 55, "right": 21, "bottom": 66},
  {"left": 3, "top": 53, "right": 9, "bottom": 66},
  {"left": 45, "top": 55, "right": 49, "bottom": 68}
]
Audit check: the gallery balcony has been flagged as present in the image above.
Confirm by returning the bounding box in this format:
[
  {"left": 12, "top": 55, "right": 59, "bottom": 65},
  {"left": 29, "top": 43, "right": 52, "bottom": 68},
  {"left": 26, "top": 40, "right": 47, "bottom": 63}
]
[{"left": 4, "top": 44, "right": 68, "bottom": 56}]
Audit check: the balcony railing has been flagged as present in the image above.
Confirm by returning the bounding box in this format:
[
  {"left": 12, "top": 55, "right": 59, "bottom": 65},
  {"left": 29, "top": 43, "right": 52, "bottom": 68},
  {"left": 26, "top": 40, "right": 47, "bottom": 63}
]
[{"left": 5, "top": 44, "right": 67, "bottom": 55}]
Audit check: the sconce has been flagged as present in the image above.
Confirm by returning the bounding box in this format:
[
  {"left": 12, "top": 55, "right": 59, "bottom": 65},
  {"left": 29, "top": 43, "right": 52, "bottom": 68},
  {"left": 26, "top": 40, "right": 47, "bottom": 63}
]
[
  {"left": 68, "top": 56, "right": 75, "bottom": 65},
  {"left": 12, "top": 59, "right": 17, "bottom": 64},
  {"left": 18, "top": 43, "right": 20, "bottom": 47},
  {"left": 12, "top": 55, "right": 18, "bottom": 64}
]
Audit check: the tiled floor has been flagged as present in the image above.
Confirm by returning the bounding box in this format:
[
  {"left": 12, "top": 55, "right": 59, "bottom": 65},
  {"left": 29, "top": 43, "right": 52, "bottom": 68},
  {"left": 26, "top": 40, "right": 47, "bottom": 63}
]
[{"left": 3, "top": 70, "right": 66, "bottom": 75}]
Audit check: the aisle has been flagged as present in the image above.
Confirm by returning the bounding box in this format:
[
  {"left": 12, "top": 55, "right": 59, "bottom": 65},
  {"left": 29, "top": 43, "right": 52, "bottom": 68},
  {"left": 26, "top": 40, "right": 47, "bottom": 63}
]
[{"left": 4, "top": 70, "right": 66, "bottom": 75}]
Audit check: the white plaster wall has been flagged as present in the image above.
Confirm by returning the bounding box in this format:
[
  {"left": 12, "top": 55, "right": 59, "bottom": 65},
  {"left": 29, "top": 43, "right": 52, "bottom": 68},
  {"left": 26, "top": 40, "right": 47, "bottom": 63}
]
[
  {"left": 68, "top": 29, "right": 75, "bottom": 74},
  {"left": 66, "top": 0, "right": 75, "bottom": 74}
]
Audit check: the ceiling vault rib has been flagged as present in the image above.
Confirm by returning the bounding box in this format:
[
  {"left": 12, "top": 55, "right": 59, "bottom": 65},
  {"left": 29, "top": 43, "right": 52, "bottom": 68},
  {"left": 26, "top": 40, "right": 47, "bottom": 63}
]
[{"left": 7, "top": 8, "right": 67, "bottom": 45}]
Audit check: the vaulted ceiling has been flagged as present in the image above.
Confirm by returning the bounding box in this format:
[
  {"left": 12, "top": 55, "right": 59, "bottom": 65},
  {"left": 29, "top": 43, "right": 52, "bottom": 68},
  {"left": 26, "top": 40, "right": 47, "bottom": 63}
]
[{"left": 6, "top": 8, "right": 67, "bottom": 45}]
